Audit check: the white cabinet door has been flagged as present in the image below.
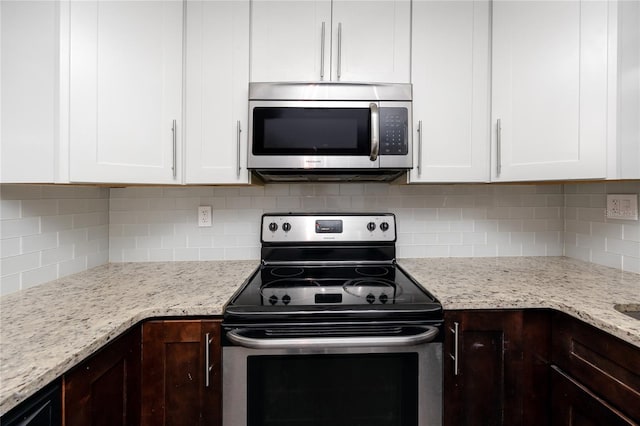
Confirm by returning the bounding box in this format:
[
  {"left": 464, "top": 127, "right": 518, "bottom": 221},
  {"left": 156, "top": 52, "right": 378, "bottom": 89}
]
[
  {"left": 1, "top": 1, "right": 58, "bottom": 183},
  {"left": 185, "top": 0, "right": 250, "bottom": 184},
  {"left": 409, "top": 0, "right": 490, "bottom": 183},
  {"left": 250, "top": 0, "right": 331, "bottom": 82},
  {"left": 331, "top": 0, "right": 410, "bottom": 83},
  {"left": 250, "top": 0, "right": 410, "bottom": 83},
  {"left": 492, "top": 0, "right": 608, "bottom": 181},
  {"left": 69, "top": 0, "right": 183, "bottom": 184}
]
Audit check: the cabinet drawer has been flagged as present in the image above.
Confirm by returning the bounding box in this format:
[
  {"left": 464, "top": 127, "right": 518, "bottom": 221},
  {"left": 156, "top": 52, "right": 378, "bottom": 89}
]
[
  {"left": 551, "top": 366, "right": 635, "bottom": 425},
  {"left": 552, "top": 312, "right": 640, "bottom": 422}
]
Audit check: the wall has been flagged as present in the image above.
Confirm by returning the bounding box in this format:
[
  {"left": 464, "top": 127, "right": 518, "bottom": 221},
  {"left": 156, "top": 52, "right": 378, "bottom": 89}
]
[
  {"left": 109, "top": 183, "right": 565, "bottom": 262},
  {"left": 564, "top": 181, "right": 640, "bottom": 273},
  {"left": 0, "top": 185, "right": 109, "bottom": 295},
  {"left": 3, "top": 181, "right": 639, "bottom": 296}
]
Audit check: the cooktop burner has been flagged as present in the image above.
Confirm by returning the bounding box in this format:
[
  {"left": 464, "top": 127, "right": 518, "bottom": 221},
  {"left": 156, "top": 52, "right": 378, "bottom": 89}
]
[
  {"left": 255, "top": 265, "right": 408, "bottom": 306},
  {"left": 223, "top": 213, "right": 443, "bottom": 327}
]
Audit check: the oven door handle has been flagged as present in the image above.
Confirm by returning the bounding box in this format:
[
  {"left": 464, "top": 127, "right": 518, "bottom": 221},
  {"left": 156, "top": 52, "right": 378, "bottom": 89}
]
[{"left": 226, "top": 326, "right": 439, "bottom": 349}]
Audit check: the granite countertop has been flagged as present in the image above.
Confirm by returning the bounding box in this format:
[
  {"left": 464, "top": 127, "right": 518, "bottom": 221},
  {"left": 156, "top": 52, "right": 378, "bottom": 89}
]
[{"left": 1, "top": 256, "right": 639, "bottom": 415}]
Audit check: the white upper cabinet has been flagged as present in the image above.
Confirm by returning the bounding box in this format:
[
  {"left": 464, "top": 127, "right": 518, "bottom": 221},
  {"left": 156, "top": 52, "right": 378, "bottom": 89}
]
[
  {"left": 185, "top": 0, "right": 250, "bottom": 184},
  {"left": 491, "top": 0, "right": 609, "bottom": 182},
  {"left": 1, "top": 1, "right": 58, "bottom": 183},
  {"left": 250, "top": 0, "right": 331, "bottom": 82},
  {"left": 250, "top": 0, "right": 410, "bottom": 83},
  {"left": 330, "top": 0, "right": 411, "bottom": 83},
  {"left": 409, "top": 0, "right": 490, "bottom": 183},
  {"left": 608, "top": 0, "right": 640, "bottom": 179},
  {"left": 69, "top": 0, "right": 183, "bottom": 184}
]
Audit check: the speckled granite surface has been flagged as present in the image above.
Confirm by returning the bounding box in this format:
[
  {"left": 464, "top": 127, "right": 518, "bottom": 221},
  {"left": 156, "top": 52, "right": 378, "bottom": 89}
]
[
  {"left": 0, "top": 260, "right": 258, "bottom": 416},
  {"left": 1, "top": 257, "right": 639, "bottom": 415}
]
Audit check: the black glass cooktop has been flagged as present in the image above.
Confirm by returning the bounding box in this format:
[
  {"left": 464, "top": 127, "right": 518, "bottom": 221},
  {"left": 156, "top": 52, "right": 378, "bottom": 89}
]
[{"left": 224, "top": 263, "right": 443, "bottom": 326}]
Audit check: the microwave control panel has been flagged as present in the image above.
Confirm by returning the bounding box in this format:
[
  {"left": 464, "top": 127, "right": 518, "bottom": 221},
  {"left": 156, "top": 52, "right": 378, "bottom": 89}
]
[{"left": 380, "top": 107, "right": 408, "bottom": 155}]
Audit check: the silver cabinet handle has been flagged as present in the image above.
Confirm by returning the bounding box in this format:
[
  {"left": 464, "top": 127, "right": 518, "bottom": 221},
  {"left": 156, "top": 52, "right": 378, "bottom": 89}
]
[
  {"left": 204, "top": 332, "right": 213, "bottom": 387},
  {"left": 227, "top": 326, "right": 439, "bottom": 349},
  {"left": 236, "top": 120, "right": 241, "bottom": 177},
  {"left": 417, "top": 120, "right": 423, "bottom": 176},
  {"left": 369, "top": 103, "right": 379, "bottom": 161},
  {"left": 496, "top": 118, "right": 502, "bottom": 177},
  {"left": 171, "top": 119, "right": 177, "bottom": 179},
  {"left": 320, "top": 21, "right": 326, "bottom": 80},
  {"left": 449, "top": 321, "right": 460, "bottom": 376},
  {"left": 337, "top": 22, "right": 342, "bottom": 81}
]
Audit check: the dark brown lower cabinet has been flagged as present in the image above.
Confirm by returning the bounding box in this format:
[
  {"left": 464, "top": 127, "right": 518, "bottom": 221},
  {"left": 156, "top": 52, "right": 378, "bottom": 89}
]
[
  {"left": 551, "top": 311, "right": 640, "bottom": 425},
  {"left": 443, "top": 310, "right": 551, "bottom": 426},
  {"left": 63, "top": 327, "right": 141, "bottom": 426},
  {"left": 551, "top": 366, "right": 636, "bottom": 425},
  {"left": 141, "top": 319, "right": 221, "bottom": 426}
]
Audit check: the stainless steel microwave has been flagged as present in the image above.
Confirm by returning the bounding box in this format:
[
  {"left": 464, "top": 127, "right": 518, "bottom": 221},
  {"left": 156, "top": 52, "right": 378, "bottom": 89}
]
[{"left": 247, "top": 82, "right": 413, "bottom": 182}]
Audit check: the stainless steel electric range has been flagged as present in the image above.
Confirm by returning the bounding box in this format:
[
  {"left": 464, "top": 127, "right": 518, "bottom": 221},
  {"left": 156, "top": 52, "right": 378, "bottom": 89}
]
[{"left": 222, "top": 213, "right": 443, "bottom": 426}]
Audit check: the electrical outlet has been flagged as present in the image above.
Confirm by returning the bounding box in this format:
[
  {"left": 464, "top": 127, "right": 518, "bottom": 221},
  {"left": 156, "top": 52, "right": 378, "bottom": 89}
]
[
  {"left": 606, "top": 194, "right": 638, "bottom": 220},
  {"left": 198, "top": 206, "right": 212, "bottom": 227}
]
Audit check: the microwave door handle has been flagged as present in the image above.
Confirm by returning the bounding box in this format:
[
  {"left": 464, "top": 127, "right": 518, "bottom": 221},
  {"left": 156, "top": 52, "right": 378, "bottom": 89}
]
[
  {"left": 226, "top": 326, "right": 439, "bottom": 349},
  {"left": 370, "top": 103, "right": 379, "bottom": 161}
]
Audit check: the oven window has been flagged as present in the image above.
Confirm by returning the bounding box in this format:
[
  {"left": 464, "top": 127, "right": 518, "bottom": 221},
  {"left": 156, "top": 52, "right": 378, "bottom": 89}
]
[
  {"left": 247, "top": 353, "right": 418, "bottom": 426},
  {"left": 252, "top": 107, "right": 371, "bottom": 155}
]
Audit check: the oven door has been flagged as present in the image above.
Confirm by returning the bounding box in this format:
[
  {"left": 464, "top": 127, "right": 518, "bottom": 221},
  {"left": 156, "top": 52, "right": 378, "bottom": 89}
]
[{"left": 222, "top": 326, "right": 442, "bottom": 426}]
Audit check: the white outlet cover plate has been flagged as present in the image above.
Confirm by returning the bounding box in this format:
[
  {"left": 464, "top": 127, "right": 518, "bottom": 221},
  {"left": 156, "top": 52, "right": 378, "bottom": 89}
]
[
  {"left": 606, "top": 194, "right": 638, "bottom": 220},
  {"left": 198, "top": 206, "right": 212, "bottom": 227}
]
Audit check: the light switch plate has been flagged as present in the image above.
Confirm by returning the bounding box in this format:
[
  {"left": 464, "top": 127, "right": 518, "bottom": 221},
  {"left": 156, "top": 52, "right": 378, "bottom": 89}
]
[{"left": 606, "top": 194, "right": 638, "bottom": 220}]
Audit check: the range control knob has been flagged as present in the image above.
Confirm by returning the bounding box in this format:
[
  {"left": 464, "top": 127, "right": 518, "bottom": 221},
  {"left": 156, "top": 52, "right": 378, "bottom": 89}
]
[
  {"left": 282, "top": 222, "right": 291, "bottom": 232},
  {"left": 268, "top": 222, "right": 278, "bottom": 232},
  {"left": 367, "top": 222, "right": 376, "bottom": 232},
  {"left": 268, "top": 295, "right": 278, "bottom": 305},
  {"left": 380, "top": 222, "right": 389, "bottom": 232},
  {"left": 366, "top": 293, "right": 376, "bottom": 304},
  {"left": 282, "top": 294, "right": 291, "bottom": 305},
  {"left": 379, "top": 294, "right": 389, "bottom": 304}
]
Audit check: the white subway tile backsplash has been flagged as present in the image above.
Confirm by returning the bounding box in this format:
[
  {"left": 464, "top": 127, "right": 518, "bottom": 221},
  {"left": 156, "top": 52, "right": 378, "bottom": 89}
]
[
  {"left": 591, "top": 250, "right": 623, "bottom": 270},
  {"left": 21, "top": 199, "right": 58, "bottom": 217},
  {"left": 623, "top": 257, "right": 640, "bottom": 274},
  {"left": 1, "top": 273, "right": 20, "bottom": 294},
  {"left": 0, "top": 200, "right": 21, "bottom": 219},
  {"left": 122, "top": 248, "right": 150, "bottom": 262},
  {"left": 623, "top": 225, "right": 640, "bottom": 242},
  {"left": 101, "top": 184, "right": 565, "bottom": 265},
  {"left": 1, "top": 238, "right": 20, "bottom": 257},
  {"left": 22, "top": 233, "right": 58, "bottom": 254},
  {"left": 200, "top": 248, "right": 225, "bottom": 261},
  {"left": 58, "top": 199, "right": 89, "bottom": 215},
  {"left": 0, "top": 176, "right": 113, "bottom": 289},
  {"left": 6, "top": 181, "right": 638, "bottom": 295},
  {"left": 564, "top": 182, "right": 640, "bottom": 273},
  {"left": 1, "top": 253, "right": 40, "bottom": 276},
  {"left": 21, "top": 265, "right": 58, "bottom": 289},
  {"left": 41, "top": 246, "right": 74, "bottom": 266},
  {"left": 473, "top": 244, "right": 497, "bottom": 257},
  {"left": 497, "top": 243, "right": 522, "bottom": 256},
  {"left": 41, "top": 215, "right": 73, "bottom": 233},
  {"left": 606, "top": 239, "right": 640, "bottom": 257},
  {"left": 1, "top": 218, "right": 40, "bottom": 238},
  {"left": 148, "top": 248, "right": 174, "bottom": 261},
  {"left": 591, "top": 222, "right": 623, "bottom": 239}
]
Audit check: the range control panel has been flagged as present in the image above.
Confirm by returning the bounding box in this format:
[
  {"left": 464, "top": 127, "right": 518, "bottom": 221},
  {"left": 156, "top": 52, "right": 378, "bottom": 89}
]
[{"left": 261, "top": 214, "right": 396, "bottom": 243}]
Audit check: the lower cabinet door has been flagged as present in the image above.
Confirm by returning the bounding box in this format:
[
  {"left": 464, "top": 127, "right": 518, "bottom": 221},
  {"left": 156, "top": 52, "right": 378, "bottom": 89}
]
[
  {"left": 63, "top": 327, "right": 141, "bottom": 426},
  {"left": 141, "top": 319, "right": 221, "bottom": 426},
  {"left": 444, "top": 310, "right": 525, "bottom": 426},
  {"left": 551, "top": 366, "right": 636, "bottom": 426}
]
